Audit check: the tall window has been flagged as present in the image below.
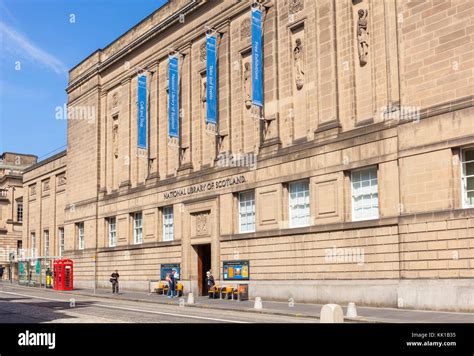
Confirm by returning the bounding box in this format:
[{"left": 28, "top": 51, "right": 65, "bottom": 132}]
[
  {"left": 108, "top": 217, "right": 117, "bottom": 247},
  {"left": 461, "top": 148, "right": 474, "bottom": 208},
  {"left": 59, "top": 227, "right": 65, "bottom": 257},
  {"left": 17, "top": 240, "right": 23, "bottom": 259},
  {"left": 163, "top": 207, "right": 174, "bottom": 241},
  {"left": 289, "top": 181, "right": 310, "bottom": 228},
  {"left": 239, "top": 191, "right": 255, "bottom": 233},
  {"left": 31, "top": 233, "right": 36, "bottom": 258},
  {"left": 133, "top": 212, "right": 143, "bottom": 244},
  {"left": 43, "top": 230, "right": 49, "bottom": 257},
  {"left": 77, "top": 222, "right": 85, "bottom": 250},
  {"left": 17, "top": 203, "right": 23, "bottom": 223},
  {"left": 351, "top": 167, "right": 379, "bottom": 221}
]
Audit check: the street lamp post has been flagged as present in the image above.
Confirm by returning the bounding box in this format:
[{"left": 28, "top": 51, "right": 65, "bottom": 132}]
[{"left": 8, "top": 252, "right": 14, "bottom": 283}]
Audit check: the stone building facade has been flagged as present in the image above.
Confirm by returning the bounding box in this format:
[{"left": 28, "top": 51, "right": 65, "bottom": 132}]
[
  {"left": 22, "top": 0, "right": 474, "bottom": 311},
  {"left": 22, "top": 151, "right": 67, "bottom": 265},
  {"left": 0, "top": 152, "right": 37, "bottom": 280}
]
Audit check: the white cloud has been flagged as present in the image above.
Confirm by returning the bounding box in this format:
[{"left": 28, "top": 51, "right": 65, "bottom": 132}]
[{"left": 0, "top": 21, "right": 68, "bottom": 76}]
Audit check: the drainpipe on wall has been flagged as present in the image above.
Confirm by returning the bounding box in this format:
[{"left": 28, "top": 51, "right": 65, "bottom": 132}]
[
  {"left": 93, "top": 253, "right": 97, "bottom": 295},
  {"left": 94, "top": 107, "right": 101, "bottom": 297}
]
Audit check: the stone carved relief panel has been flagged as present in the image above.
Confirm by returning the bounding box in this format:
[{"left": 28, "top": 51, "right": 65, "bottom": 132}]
[
  {"left": 112, "top": 114, "right": 119, "bottom": 159},
  {"left": 357, "top": 8, "right": 369, "bottom": 66},
  {"left": 240, "top": 18, "right": 251, "bottom": 40},
  {"left": 191, "top": 210, "right": 211, "bottom": 237},
  {"left": 240, "top": 52, "right": 258, "bottom": 153},
  {"left": 290, "top": 24, "right": 307, "bottom": 141},
  {"left": 57, "top": 173, "right": 67, "bottom": 187},
  {"left": 199, "top": 42, "right": 206, "bottom": 62},
  {"left": 352, "top": 0, "right": 374, "bottom": 124},
  {"left": 200, "top": 73, "right": 207, "bottom": 106},
  {"left": 112, "top": 92, "right": 119, "bottom": 109},
  {"left": 108, "top": 87, "right": 121, "bottom": 191},
  {"left": 42, "top": 179, "right": 50, "bottom": 192},
  {"left": 243, "top": 60, "right": 252, "bottom": 110},
  {"left": 289, "top": 0, "right": 304, "bottom": 15},
  {"left": 293, "top": 37, "right": 305, "bottom": 90}
]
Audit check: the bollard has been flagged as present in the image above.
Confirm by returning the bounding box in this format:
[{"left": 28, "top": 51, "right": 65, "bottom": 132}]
[
  {"left": 346, "top": 302, "right": 357, "bottom": 318},
  {"left": 320, "top": 304, "right": 344, "bottom": 323},
  {"left": 254, "top": 297, "right": 263, "bottom": 310},
  {"left": 187, "top": 293, "right": 194, "bottom": 304}
]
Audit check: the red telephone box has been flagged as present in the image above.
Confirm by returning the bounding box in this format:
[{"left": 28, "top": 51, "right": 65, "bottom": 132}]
[{"left": 53, "top": 259, "right": 74, "bottom": 291}]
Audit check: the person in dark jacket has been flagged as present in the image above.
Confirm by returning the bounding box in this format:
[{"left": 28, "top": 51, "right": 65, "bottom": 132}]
[
  {"left": 206, "top": 270, "right": 215, "bottom": 294},
  {"left": 167, "top": 269, "right": 176, "bottom": 298},
  {"left": 0, "top": 265, "right": 4, "bottom": 281},
  {"left": 110, "top": 270, "right": 120, "bottom": 294}
]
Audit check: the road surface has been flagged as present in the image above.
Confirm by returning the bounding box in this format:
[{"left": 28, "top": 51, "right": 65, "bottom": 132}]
[{"left": 0, "top": 284, "right": 317, "bottom": 324}]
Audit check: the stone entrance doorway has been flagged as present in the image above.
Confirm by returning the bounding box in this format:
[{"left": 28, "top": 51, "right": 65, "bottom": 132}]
[{"left": 194, "top": 243, "right": 211, "bottom": 296}]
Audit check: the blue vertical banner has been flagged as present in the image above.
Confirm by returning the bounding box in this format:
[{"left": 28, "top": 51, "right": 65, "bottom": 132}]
[
  {"left": 168, "top": 56, "right": 179, "bottom": 138},
  {"left": 137, "top": 74, "right": 147, "bottom": 149},
  {"left": 206, "top": 34, "right": 217, "bottom": 125},
  {"left": 251, "top": 7, "right": 263, "bottom": 107}
]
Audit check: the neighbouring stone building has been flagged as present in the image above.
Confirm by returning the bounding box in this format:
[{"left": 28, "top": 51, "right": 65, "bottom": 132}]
[
  {"left": 0, "top": 152, "right": 37, "bottom": 280},
  {"left": 22, "top": 151, "right": 67, "bottom": 265},
  {"left": 22, "top": 0, "right": 474, "bottom": 311}
]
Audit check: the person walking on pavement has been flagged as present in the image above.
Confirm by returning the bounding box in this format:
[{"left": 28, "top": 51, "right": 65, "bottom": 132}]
[
  {"left": 165, "top": 273, "right": 171, "bottom": 296},
  {"left": 110, "top": 270, "right": 120, "bottom": 294},
  {"left": 167, "top": 269, "right": 176, "bottom": 298},
  {"left": 0, "top": 265, "right": 4, "bottom": 281},
  {"left": 206, "top": 270, "right": 215, "bottom": 294},
  {"left": 45, "top": 267, "right": 53, "bottom": 288}
]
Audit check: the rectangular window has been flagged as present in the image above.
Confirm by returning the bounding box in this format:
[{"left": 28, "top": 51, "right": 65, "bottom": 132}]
[
  {"left": 351, "top": 167, "right": 379, "bottom": 221},
  {"left": 17, "top": 240, "right": 23, "bottom": 259},
  {"left": 461, "top": 148, "right": 474, "bottom": 208},
  {"left": 289, "top": 181, "right": 310, "bottom": 228},
  {"left": 239, "top": 191, "right": 256, "bottom": 233},
  {"left": 108, "top": 217, "right": 117, "bottom": 247},
  {"left": 163, "top": 207, "right": 174, "bottom": 241},
  {"left": 133, "top": 212, "right": 143, "bottom": 244},
  {"left": 43, "top": 230, "right": 49, "bottom": 257},
  {"left": 77, "top": 222, "right": 85, "bottom": 250},
  {"left": 59, "top": 228, "right": 65, "bottom": 257},
  {"left": 17, "top": 203, "right": 23, "bottom": 223},
  {"left": 31, "top": 233, "right": 36, "bottom": 258}
]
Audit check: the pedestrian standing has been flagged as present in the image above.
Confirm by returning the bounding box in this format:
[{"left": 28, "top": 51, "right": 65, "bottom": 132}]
[
  {"left": 0, "top": 265, "right": 4, "bottom": 281},
  {"left": 167, "top": 269, "right": 176, "bottom": 298},
  {"left": 110, "top": 270, "right": 120, "bottom": 294},
  {"left": 45, "top": 267, "right": 53, "bottom": 288},
  {"left": 206, "top": 270, "right": 215, "bottom": 294}
]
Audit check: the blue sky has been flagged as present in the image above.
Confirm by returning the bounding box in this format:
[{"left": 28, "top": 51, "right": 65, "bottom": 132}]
[{"left": 0, "top": 0, "right": 167, "bottom": 160}]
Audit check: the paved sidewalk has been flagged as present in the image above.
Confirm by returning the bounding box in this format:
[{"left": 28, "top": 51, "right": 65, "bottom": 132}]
[{"left": 15, "top": 283, "right": 471, "bottom": 323}]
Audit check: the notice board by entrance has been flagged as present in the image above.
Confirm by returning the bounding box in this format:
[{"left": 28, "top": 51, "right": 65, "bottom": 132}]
[
  {"left": 160, "top": 263, "right": 181, "bottom": 280},
  {"left": 222, "top": 260, "right": 250, "bottom": 281}
]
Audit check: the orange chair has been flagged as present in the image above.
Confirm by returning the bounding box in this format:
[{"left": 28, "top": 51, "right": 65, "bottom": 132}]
[
  {"left": 220, "top": 286, "right": 234, "bottom": 300},
  {"left": 175, "top": 283, "right": 184, "bottom": 297},
  {"left": 154, "top": 281, "right": 169, "bottom": 295},
  {"left": 208, "top": 285, "right": 219, "bottom": 299}
]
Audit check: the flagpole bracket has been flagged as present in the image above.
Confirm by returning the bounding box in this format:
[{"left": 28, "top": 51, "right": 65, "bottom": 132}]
[
  {"left": 204, "top": 25, "right": 223, "bottom": 37},
  {"left": 251, "top": 0, "right": 267, "bottom": 11},
  {"left": 168, "top": 47, "right": 183, "bottom": 59},
  {"left": 217, "top": 132, "right": 228, "bottom": 152},
  {"left": 134, "top": 65, "right": 156, "bottom": 77}
]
